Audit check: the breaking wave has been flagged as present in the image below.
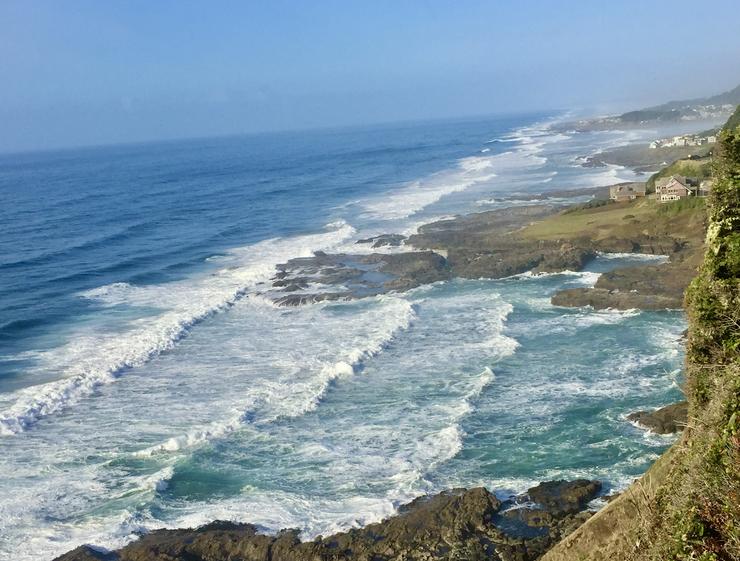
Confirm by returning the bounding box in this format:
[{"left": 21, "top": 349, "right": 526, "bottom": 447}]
[{"left": 0, "top": 223, "right": 356, "bottom": 436}]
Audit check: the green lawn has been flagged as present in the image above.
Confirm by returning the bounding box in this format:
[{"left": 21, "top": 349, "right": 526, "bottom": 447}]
[{"left": 521, "top": 196, "right": 706, "bottom": 243}]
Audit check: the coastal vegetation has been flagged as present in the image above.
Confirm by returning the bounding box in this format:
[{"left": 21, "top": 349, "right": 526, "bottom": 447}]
[
  {"left": 656, "top": 196, "right": 706, "bottom": 217},
  {"left": 543, "top": 107, "right": 740, "bottom": 560},
  {"left": 579, "top": 143, "right": 713, "bottom": 174},
  {"left": 726, "top": 105, "right": 740, "bottom": 132},
  {"left": 521, "top": 196, "right": 704, "bottom": 247}
]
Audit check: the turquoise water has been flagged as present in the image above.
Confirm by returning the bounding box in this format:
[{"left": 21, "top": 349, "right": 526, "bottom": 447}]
[{"left": 0, "top": 115, "right": 686, "bottom": 559}]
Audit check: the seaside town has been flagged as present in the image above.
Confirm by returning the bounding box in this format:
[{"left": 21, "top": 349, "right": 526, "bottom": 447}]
[{"left": 648, "top": 132, "right": 717, "bottom": 148}]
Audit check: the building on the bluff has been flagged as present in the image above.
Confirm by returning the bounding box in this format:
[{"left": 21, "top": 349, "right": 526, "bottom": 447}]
[
  {"left": 655, "top": 175, "right": 693, "bottom": 202},
  {"left": 609, "top": 183, "right": 646, "bottom": 202}
]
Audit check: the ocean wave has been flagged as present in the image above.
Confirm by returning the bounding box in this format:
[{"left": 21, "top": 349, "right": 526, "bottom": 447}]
[
  {"left": 164, "top": 490, "right": 401, "bottom": 542},
  {"left": 571, "top": 162, "right": 642, "bottom": 189},
  {"left": 358, "top": 115, "right": 585, "bottom": 223},
  {"left": 133, "top": 296, "right": 417, "bottom": 456},
  {"left": 596, "top": 252, "right": 670, "bottom": 264},
  {"left": 0, "top": 222, "right": 356, "bottom": 436},
  {"left": 360, "top": 123, "right": 574, "bottom": 222},
  {"left": 506, "top": 269, "right": 601, "bottom": 286},
  {"left": 361, "top": 160, "right": 497, "bottom": 220}
]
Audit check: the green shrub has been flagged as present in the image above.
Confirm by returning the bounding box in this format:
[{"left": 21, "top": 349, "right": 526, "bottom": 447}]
[
  {"left": 656, "top": 197, "right": 706, "bottom": 217},
  {"left": 631, "top": 106, "right": 740, "bottom": 561}
]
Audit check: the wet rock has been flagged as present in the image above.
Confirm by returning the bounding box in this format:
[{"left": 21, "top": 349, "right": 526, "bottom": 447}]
[
  {"left": 55, "top": 482, "right": 603, "bottom": 561},
  {"left": 273, "top": 292, "right": 350, "bottom": 306},
  {"left": 270, "top": 250, "right": 450, "bottom": 305},
  {"left": 533, "top": 245, "right": 596, "bottom": 273},
  {"left": 55, "top": 547, "right": 115, "bottom": 561},
  {"left": 446, "top": 247, "right": 544, "bottom": 279},
  {"left": 356, "top": 234, "right": 407, "bottom": 248},
  {"left": 377, "top": 250, "right": 450, "bottom": 287},
  {"left": 550, "top": 287, "right": 683, "bottom": 310},
  {"left": 526, "top": 480, "right": 602, "bottom": 517},
  {"left": 627, "top": 401, "right": 688, "bottom": 434}
]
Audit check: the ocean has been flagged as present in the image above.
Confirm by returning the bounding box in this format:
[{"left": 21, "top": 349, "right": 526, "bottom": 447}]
[{"left": 0, "top": 113, "right": 686, "bottom": 560}]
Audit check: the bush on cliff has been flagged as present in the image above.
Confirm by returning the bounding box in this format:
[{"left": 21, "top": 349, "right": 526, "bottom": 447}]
[{"left": 646, "top": 109, "right": 740, "bottom": 561}]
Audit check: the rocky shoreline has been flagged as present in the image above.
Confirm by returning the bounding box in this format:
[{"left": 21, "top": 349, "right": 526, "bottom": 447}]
[
  {"left": 265, "top": 187, "right": 704, "bottom": 312},
  {"left": 57, "top": 188, "right": 701, "bottom": 561},
  {"left": 57, "top": 480, "right": 603, "bottom": 561}
]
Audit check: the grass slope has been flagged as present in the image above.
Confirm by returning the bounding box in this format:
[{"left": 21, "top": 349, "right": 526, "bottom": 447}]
[{"left": 521, "top": 196, "right": 705, "bottom": 246}]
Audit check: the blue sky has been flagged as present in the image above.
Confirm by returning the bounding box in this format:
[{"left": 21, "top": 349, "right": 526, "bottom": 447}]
[{"left": 1, "top": 0, "right": 739, "bottom": 152}]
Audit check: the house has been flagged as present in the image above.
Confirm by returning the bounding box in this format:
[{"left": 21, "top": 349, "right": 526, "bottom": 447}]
[
  {"left": 655, "top": 175, "right": 692, "bottom": 203},
  {"left": 707, "top": 135, "right": 717, "bottom": 144},
  {"left": 609, "top": 182, "right": 646, "bottom": 202},
  {"left": 699, "top": 179, "right": 714, "bottom": 197}
]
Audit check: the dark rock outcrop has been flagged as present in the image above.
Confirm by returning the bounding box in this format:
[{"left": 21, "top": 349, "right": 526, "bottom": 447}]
[
  {"left": 551, "top": 287, "right": 682, "bottom": 310},
  {"left": 55, "top": 481, "right": 603, "bottom": 561},
  {"left": 269, "top": 250, "right": 451, "bottom": 306},
  {"left": 356, "top": 234, "right": 407, "bottom": 248},
  {"left": 550, "top": 258, "right": 697, "bottom": 311},
  {"left": 526, "top": 480, "right": 601, "bottom": 517},
  {"left": 627, "top": 401, "right": 688, "bottom": 434}
]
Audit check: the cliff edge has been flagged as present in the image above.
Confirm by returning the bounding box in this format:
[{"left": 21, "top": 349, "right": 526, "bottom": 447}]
[{"left": 543, "top": 107, "right": 740, "bottom": 561}]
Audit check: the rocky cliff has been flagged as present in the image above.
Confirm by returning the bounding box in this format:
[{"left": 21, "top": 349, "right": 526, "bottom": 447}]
[{"left": 542, "top": 107, "right": 740, "bottom": 561}]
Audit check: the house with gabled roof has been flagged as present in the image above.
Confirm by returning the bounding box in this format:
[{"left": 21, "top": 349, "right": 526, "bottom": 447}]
[
  {"left": 655, "top": 175, "right": 693, "bottom": 203},
  {"left": 609, "top": 182, "right": 646, "bottom": 202}
]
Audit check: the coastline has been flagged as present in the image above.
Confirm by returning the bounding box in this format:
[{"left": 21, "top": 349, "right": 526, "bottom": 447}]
[
  {"left": 4, "top": 107, "right": 718, "bottom": 561},
  {"left": 55, "top": 178, "right": 702, "bottom": 561},
  {"left": 58, "top": 481, "right": 603, "bottom": 561}
]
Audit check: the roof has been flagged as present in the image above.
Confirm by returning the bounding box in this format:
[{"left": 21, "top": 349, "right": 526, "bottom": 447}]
[
  {"left": 609, "top": 182, "right": 646, "bottom": 195},
  {"left": 656, "top": 175, "right": 688, "bottom": 190}
]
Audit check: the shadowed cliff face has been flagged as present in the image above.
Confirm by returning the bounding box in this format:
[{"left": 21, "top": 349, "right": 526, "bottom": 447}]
[{"left": 55, "top": 481, "right": 602, "bottom": 561}]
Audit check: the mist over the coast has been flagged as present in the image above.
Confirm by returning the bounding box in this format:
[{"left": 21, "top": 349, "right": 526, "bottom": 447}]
[{"left": 2, "top": 2, "right": 740, "bottom": 561}]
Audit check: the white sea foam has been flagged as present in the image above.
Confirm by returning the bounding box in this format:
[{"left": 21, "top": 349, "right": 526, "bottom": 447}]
[
  {"left": 361, "top": 157, "right": 498, "bottom": 220},
  {"left": 474, "top": 197, "right": 496, "bottom": 206},
  {"left": 509, "top": 270, "right": 602, "bottom": 287},
  {"left": 0, "top": 222, "right": 356, "bottom": 436},
  {"left": 133, "top": 296, "right": 417, "bottom": 456},
  {"left": 596, "top": 252, "right": 670, "bottom": 264},
  {"left": 360, "top": 120, "right": 575, "bottom": 222}
]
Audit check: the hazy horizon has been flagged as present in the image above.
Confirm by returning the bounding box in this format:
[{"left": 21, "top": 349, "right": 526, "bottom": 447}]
[{"left": 2, "top": 0, "right": 740, "bottom": 153}]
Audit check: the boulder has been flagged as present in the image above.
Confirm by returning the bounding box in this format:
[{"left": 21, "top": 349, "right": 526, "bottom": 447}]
[
  {"left": 526, "top": 480, "right": 602, "bottom": 517},
  {"left": 627, "top": 401, "right": 688, "bottom": 434}
]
